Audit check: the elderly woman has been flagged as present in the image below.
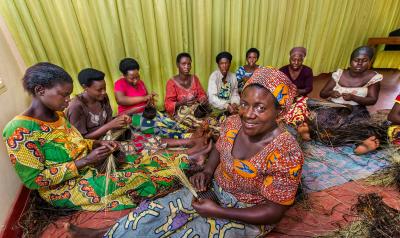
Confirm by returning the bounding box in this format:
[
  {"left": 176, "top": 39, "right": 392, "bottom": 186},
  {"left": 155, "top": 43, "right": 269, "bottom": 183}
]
[
  {"left": 236, "top": 48, "right": 260, "bottom": 93},
  {"left": 65, "top": 67, "right": 304, "bottom": 238},
  {"left": 66, "top": 68, "right": 131, "bottom": 140},
  {"left": 2, "top": 63, "right": 209, "bottom": 212},
  {"left": 310, "top": 46, "right": 384, "bottom": 154},
  {"left": 280, "top": 47, "right": 314, "bottom": 96},
  {"left": 207, "top": 51, "right": 240, "bottom": 114},
  {"left": 165, "top": 52, "right": 207, "bottom": 116}
]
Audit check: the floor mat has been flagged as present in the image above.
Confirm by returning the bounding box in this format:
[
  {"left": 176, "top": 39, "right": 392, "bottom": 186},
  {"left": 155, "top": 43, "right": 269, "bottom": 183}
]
[{"left": 301, "top": 141, "right": 390, "bottom": 192}]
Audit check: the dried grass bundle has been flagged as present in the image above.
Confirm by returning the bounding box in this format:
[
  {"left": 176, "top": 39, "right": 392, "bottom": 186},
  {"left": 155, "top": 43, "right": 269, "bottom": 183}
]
[
  {"left": 17, "top": 191, "right": 77, "bottom": 238},
  {"left": 365, "top": 146, "right": 400, "bottom": 189},
  {"left": 319, "top": 193, "right": 400, "bottom": 238}
]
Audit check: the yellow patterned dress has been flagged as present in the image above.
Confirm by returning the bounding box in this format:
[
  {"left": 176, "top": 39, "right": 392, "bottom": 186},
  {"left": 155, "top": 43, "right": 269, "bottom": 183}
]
[{"left": 2, "top": 112, "right": 188, "bottom": 211}]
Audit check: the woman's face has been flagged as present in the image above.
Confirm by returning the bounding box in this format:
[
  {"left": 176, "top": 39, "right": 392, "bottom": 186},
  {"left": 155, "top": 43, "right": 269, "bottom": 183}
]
[
  {"left": 239, "top": 86, "right": 279, "bottom": 138},
  {"left": 178, "top": 57, "right": 192, "bottom": 75},
  {"left": 350, "top": 54, "right": 370, "bottom": 73},
  {"left": 218, "top": 58, "right": 231, "bottom": 76},
  {"left": 246, "top": 52, "right": 258, "bottom": 66},
  {"left": 289, "top": 54, "right": 304, "bottom": 71},
  {"left": 125, "top": 70, "right": 140, "bottom": 86},
  {"left": 38, "top": 82, "right": 73, "bottom": 111},
  {"left": 85, "top": 80, "right": 107, "bottom": 102}
]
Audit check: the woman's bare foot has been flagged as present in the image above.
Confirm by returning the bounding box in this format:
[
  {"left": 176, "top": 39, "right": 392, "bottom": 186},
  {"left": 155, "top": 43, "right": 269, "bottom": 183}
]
[
  {"left": 354, "top": 136, "right": 380, "bottom": 155},
  {"left": 64, "top": 223, "right": 108, "bottom": 238},
  {"left": 297, "top": 122, "right": 311, "bottom": 141}
]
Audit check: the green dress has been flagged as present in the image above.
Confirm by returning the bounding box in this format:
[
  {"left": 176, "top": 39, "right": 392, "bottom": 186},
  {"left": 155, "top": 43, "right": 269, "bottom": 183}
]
[{"left": 2, "top": 112, "right": 188, "bottom": 211}]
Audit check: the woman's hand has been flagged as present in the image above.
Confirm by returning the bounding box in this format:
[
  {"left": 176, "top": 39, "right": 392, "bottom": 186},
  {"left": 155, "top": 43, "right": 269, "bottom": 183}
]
[
  {"left": 192, "top": 198, "right": 222, "bottom": 217},
  {"left": 341, "top": 93, "right": 354, "bottom": 101},
  {"left": 74, "top": 145, "right": 114, "bottom": 169},
  {"left": 330, "top": 90, "right": 341, "bottom": 98},
  {"left": 190, "top": 170, "right": 213, "bottom": 192},
  {"left": 107, "top": 115, "right": 131, "bottom": 130}
]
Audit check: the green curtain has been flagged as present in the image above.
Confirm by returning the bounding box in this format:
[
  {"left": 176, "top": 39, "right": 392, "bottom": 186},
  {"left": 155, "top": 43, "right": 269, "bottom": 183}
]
[{"left": 1, "top": 0, "right": 399, "bottom": 113}]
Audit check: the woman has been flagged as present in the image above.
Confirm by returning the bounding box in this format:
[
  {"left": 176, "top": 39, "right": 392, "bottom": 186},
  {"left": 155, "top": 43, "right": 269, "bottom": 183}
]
[
  {"left": 387, "top": 93, "right": 400, "bottom": 145},
  {"left": 165, "top": 53, "right": 218, "bottom": 133},
  {"left": 67, "top": 68, "right": 131, "bottom": 140},
  {"left": 236, "top": 48, "right": 260, "bottom": 93},
  {"left": 279, "top": 47, "right": 313, "bottom": 96},
  {"left": 311, "top": 46, "right": 383, "bottom": 154},
  {"left": 207, "top": 51, "right": 240, "bottom": 114},
  {"left": 165, "top": 52, "right": 207, "bottom": 116},
  {"left": 278, "top": 47, "right": 313, "bottom": 140},
  {"left": 114, "top": 58, "right": 155, "bottom": 115},
  {"left": 2, "top": 63, "right": 207, "bottom": 212},
  {"left": 66, "top": 67, "right": 304, "bottom": 237}
]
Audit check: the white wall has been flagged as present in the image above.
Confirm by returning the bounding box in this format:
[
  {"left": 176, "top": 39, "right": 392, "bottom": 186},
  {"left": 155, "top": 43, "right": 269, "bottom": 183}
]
[{"left": 0, "top": 15, "right": 28, "bottom": 228}]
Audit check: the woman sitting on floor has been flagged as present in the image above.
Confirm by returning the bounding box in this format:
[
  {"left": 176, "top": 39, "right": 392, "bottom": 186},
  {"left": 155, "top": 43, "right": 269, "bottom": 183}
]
[
  {"left": 66, "top": 68, "right": 131, "bottom": 140},
  {"left": 207, "top": 51, "right": 240, "bottom": 115},
  {"left": 165, "top": 53, "right": 221, "bottom": 135},
  {"left": 309, "top": 46, "right": 384, "bottom": 154},
  {"left": 278, "top": 47, "right": 313, "bottom": 141},
  {"left": 387, "top": 93, "right": 400, "bottom": 145},
  {"left": 114, "top": 58, "right": 156, "bottom": 116},
  {"left": 2, "top": 63, "right": 211, "bottom": 212},
  {"left": 236, "top": 48, "right": 260, "bottom": 93},
  {"left": 66, "top": 67, "right": 304, "bottom": 238},
  {"left": 279, "top": 47, "right": 313, "bottom": 96}
]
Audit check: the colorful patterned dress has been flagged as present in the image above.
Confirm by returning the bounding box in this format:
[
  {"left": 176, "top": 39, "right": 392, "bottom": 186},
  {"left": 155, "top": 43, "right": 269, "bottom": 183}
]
[
  {"left": 2, "top": 112, "right": 188, "bottom": 211},
  {"left": 388, "top": 94, "right": 400, "bottom": 145},
  {"left": 104, "top": 115, "right": 304, "bottom": 237}
]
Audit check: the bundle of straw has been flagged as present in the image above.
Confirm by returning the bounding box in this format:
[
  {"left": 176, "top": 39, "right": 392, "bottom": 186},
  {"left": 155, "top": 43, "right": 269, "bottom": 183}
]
[
  {"left": 319, "top": 193, "right": 400, "bottom": 238},
  {"left": 365, "top": 146, "right": 400, "bottom": 189}
]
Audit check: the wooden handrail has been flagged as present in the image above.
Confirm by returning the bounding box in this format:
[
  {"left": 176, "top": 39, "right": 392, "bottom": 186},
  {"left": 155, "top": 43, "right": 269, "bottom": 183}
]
[{"left": 367, "top": 37, "right": 400, "bottom": 47}]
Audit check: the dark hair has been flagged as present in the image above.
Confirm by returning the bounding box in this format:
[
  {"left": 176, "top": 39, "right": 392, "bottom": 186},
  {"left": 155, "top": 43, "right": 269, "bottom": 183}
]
[
  {"left": 216, "top": 51, "right": 233, "bottom": 63},
  {"left": 176, "top": 52, "right": 191, "bottom": 64},
  {"left": 119, "top": 58, "right": 140, "bottom": 75},
  {"left": 22, "top": 62, "right": 73, "bottom": 95},
  {"left": 78, "top": 68, "right": 105, "bottom": 87},
  {"left": 350, "top": 46, "right": 375, "bottom": 61},
  {"left": 142, "top": 104, "right": 157, "bottom": 119},
  {"left": 246, "top": 48, "right": 260, "bottom": 58},
  {"left": 244, "top": 84, "right": 280, "bottom": 109}
]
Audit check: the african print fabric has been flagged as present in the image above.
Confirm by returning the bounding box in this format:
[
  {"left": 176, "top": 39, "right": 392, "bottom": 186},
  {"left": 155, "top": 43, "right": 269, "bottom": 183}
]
[
  {"left": 104, "top": 181, "right": 273, "bottom": 238},
  {"left": 214, "top": 115, "right": 304, "bottom": 205},
  {"left": 174, "top": 103, "right": 223, "bottom": 138},
  {"left": 130, "top": 111, "right": 192, "bottom": 139},
  {"left": 2, "top": 112, "right": 188, "bottom": 211},
  {"left": 388, "top": 125, "right": 400, "bottom": 145},
  {"left": 282, "top": 96, "right": 310, "bottom": 126}
]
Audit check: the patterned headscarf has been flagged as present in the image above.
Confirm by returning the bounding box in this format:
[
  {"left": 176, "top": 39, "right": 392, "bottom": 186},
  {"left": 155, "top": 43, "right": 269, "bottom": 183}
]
[
  {"left": 290, "top": 47, "right": 307, "bottom": 58},
  {"left": 243, "top": 67, "right": 297, "bottom": 117}
]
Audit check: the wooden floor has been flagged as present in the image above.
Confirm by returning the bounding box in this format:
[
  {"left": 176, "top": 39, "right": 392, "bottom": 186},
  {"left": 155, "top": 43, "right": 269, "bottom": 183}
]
[{"left": 309, "top": 69, "right": 400, "bottom": 113}]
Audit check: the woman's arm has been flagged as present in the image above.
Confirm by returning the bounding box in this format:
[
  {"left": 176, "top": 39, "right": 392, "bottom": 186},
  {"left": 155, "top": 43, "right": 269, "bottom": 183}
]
[
  {"left": 165, "top": 80, "right": 178, "bottom": 115},
  {"left": 342, "top": 83, "right": 380, "bottom": 105},
  {"left": 84, "top": 115, "right": 131, "bottom": 139},
  {"left": 320, "top": 78, "right": 340, "bottom": 99},
  {"left": 115, "top": 91, "right": 150, "bottom": 106},
  {"left": 192, "top": 198, "right": 288, "bottom": 225},
  {"left": 388, "top": 100, "right": 400, "bottom": 124},
  {"left": 190, "top": 144, "right": 220, "bottom": 191}
]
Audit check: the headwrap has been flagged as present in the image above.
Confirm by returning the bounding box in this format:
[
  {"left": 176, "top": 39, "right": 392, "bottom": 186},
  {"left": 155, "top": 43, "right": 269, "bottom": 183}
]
[
  {"left": 350, "top": 46, "right": 374, "bottom": 61},
  {"left": 243, "top": 67, "right": 297, "bottom": 117},
  {"left": 290, "top": 47, "right": 307, "bottom": 58}
]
